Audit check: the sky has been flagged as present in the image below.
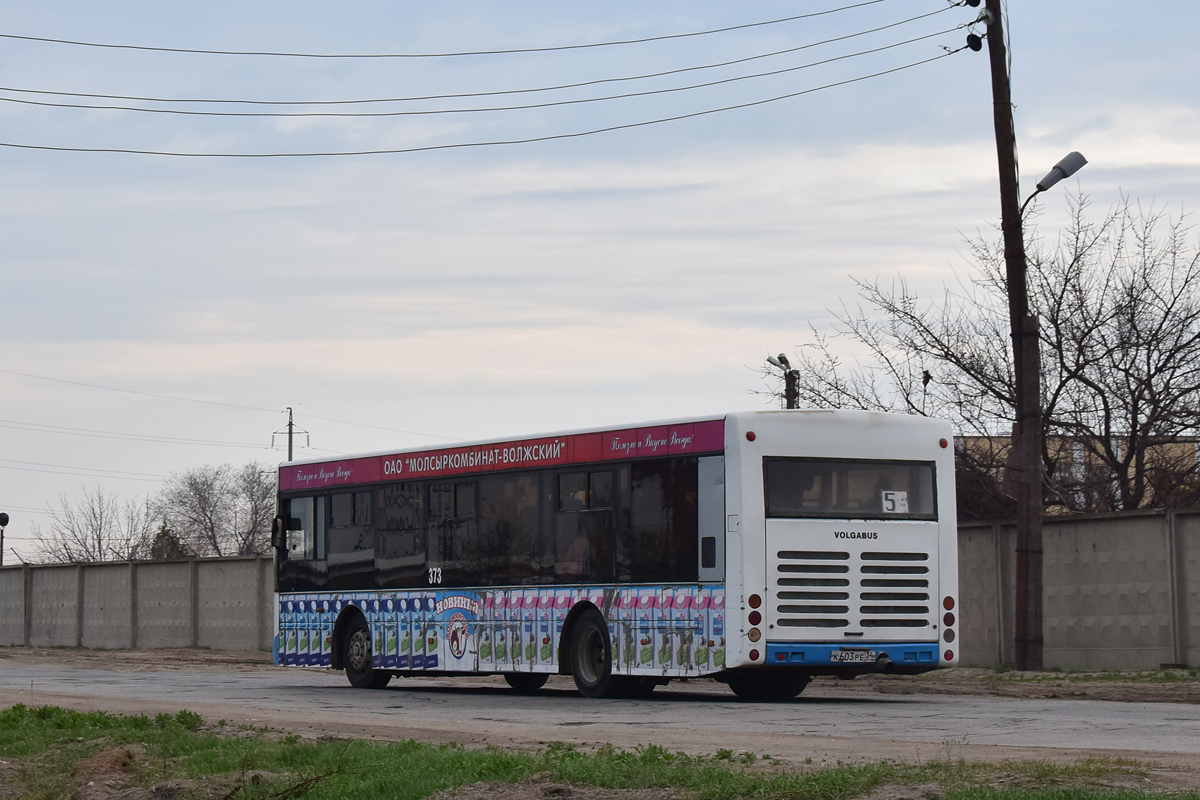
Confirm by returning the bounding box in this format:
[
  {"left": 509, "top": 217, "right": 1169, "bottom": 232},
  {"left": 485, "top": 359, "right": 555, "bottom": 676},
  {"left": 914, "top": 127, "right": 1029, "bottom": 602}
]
[{"left": 2, "top": 1, "right": 1199, "bottom": 562}]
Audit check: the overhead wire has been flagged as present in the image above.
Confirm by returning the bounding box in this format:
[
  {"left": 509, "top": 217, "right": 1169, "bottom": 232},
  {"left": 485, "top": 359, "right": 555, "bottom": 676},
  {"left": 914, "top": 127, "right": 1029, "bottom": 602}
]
[
  {"left": 0, "top": 27, "right": 963, "bottom": 119},
  {"left": 0, "top": 6, "right": 954, "bottom": 108},
  {"left": 0, "top": 457, "right": 163, "bottom": 479},
  {"left": 0, "top": 49, "right": 967, "bottom": 158},
  {"left": 0, "top": 1, "right": 894, "bottom": 59},
  {"left": 0, "top": 418, "right": 284, "bottom": 450},
  {"left": 0, "top": 367, "right": 453, "bottom": 440}
]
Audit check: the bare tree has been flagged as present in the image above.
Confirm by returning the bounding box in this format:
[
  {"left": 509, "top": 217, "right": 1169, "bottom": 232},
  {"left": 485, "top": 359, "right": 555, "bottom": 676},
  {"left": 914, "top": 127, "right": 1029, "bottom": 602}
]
[
  {"left": 767, "top": 195, "right": 1200, "bottom": 516},
  {"left": 32, "top": 484, "right": 156, "bottom": 563},
  {"left": 156, "top": 463, "right": 276, "bottom": 557}
]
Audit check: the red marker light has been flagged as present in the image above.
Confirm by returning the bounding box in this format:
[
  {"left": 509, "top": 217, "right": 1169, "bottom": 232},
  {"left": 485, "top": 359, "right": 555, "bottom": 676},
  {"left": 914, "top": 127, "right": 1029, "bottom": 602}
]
[
  {"left": 943, "top": 649, "right": 954, "bottom": 661},
  {"left": 939, "top": 438, "right": 949, "bottom": 448},
  {"left": 746, "top": 431, "right": 756, "bottom": 441},
  {"left": 749, "top": 649, "right": 760, "bottom": 661}
]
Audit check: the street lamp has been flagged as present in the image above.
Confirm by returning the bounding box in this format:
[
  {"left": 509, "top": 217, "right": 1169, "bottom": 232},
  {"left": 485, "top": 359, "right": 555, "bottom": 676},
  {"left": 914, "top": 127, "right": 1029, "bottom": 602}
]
[
  {"left": 979, "top": 0, "right": 1088, "bottom": 671},
  {"left": 1020, "top": 151, "right": 1088, "bottom": 215},
  {"left": 766, "top": 353, "right": 798, "bottom": 410}
]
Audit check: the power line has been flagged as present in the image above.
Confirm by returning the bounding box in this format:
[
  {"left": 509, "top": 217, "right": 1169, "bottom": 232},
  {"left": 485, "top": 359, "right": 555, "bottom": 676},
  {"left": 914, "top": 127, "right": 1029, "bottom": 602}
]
[
  {"left": 0, "top": 1, "right": 894, "bottom": 59},
  {"left": 0, "top": 50, "right": 964, "bottom": 158},
  {"left": 0, "top": 463, "right": 164, "bottom": 483},
  {"left": 0, "top": 505, "right": 48, "bottom": 516},
  {"left": 0, "top": 7, "right": 953, "bottom": 108},
  {"left": 0, "top": 367, "right": 451, "bottom": 440},
  {"left": 294, "top": 413, "right": 456, "bottom": 441},
  {"left": 0, "top": 418, "right": 279, "bottom": 449},
  {"left": 0, "top": 457, "right": 163, "bottom": 479},
  {"left": 0, "top": 28, "right": 961, "bottom": 119},
  {"left": 0, "top": 367, "right": 277, "bottom": 412}
]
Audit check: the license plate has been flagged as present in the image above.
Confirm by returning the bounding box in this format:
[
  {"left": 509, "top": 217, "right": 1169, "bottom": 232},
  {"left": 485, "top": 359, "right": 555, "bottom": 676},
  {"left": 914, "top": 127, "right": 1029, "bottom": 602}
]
[{"left": 830, "top": 649, "right": 877, "bottom": 664}]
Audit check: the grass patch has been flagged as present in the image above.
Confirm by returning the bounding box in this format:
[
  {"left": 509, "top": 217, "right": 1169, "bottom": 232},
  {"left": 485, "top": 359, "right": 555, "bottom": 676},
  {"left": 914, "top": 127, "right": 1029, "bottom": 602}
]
[{"left": 0, "top": 704, "right": 1194, "bottom": 800}]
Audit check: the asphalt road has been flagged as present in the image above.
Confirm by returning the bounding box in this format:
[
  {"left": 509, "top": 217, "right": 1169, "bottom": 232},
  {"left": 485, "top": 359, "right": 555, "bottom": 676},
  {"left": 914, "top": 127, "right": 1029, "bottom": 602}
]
[{"left": 0, "top": 663, "right": 1196, "bottom": 767}]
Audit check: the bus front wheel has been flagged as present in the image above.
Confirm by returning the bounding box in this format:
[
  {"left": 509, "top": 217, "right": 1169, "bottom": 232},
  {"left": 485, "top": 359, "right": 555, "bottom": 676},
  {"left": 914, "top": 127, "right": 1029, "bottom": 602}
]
[
  {"left": 727, "top": 670, "right": 809, "bottom": 702},
  {"left": 344, "top": 621, "right": 391, "bottom": 690},
  {"left": 569, "top": 610, "right": 628, "bottom": 698}
]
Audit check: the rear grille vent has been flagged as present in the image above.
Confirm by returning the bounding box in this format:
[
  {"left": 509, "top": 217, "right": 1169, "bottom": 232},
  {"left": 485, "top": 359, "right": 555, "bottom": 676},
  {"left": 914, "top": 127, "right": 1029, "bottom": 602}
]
[{"left": 773, "top": 550, "right": 933, "bottom": 631}]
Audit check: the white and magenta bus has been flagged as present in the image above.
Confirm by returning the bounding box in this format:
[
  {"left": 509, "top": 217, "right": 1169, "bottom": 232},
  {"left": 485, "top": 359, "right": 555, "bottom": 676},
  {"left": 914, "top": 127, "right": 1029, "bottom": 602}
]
[{"left": 272, "top": 409, "right": 958, "bottom": 700}]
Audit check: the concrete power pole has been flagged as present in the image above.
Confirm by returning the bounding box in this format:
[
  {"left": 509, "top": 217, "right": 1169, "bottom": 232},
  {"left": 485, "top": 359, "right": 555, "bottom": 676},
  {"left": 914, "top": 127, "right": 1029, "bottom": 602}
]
[{"left": 983, "top": 0, "right": 1044, "bottom": 670}]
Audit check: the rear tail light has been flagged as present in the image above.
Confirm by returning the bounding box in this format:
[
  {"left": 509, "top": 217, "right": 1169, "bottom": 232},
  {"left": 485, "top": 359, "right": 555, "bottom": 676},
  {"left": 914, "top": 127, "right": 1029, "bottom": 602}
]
[
  {"left": 943, "top": 649, "right": 954, "bottom": 662},
  {"left": 943, "top": 596, "right": 955, "bottom": 611},
  {"left": 749, "top": 649, "right": 760, "bottom": 661},
  {"left": 747, "top": 628, "right": 761, "bottom": 642},
  {"left": 943, "top": 612, "right": 955, "bottom": 627},
  {"left": 748, "top": 594, "right": 762, "bottom": 609},
  {"left": 748, "top": 610, "right": 762, "bottom": 626}
]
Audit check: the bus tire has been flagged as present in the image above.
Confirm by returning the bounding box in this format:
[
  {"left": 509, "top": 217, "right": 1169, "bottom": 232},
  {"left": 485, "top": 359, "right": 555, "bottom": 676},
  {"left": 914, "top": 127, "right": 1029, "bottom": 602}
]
[
  {"left": 344, "top": 620, "right": 391, "bottom": 690},
  {"left": 569, "top": 609, "right": 628, "bottom": 698},
  {"left": 503, "top": 672, "right": 549, "bottom": 693},
  {"left": 727, "top": 670, "right": 809, "bottom": 702}
]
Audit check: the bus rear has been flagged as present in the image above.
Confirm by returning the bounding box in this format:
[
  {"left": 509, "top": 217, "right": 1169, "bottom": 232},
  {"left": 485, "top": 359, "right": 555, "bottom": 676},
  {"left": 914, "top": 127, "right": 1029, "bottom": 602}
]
[{"left": 720, "top": 410, "right": 957, "bottom": 697}]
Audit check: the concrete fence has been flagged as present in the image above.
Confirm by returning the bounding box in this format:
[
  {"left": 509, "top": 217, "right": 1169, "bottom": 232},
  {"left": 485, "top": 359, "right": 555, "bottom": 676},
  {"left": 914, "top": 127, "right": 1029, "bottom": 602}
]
[
  {"left": 0, "top": 511, "right": 1197, "bottom": 669},
  {"left": 958, "top": 509, "right": 1199, "bottom": 670},
  {"left": 0, "top": 556, "right": 273, "bottom": 651}
]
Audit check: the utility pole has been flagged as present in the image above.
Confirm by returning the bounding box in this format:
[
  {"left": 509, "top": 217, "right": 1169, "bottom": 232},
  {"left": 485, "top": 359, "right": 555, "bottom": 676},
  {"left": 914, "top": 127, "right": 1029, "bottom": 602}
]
[
  {"left": 0, "top": 512, "right": 7, "bottom": 567},
  {"left": 983, "top": 0, "right": 1043, "bottom": 670},
  {"left": 272, "top": 408, "right": 309, "bottom": 462},
  {"left": 286, "top": 407, "right": 295, "bottom": 461}
]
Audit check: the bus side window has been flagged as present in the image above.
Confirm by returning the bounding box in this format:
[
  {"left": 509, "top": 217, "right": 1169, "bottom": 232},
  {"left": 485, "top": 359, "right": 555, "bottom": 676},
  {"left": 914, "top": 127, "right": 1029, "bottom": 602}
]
[
  {"left": 376, "top": 483, "right": 426, "bottom": 587},
  {"left": 555, "top": 469, "right": 616, "bottom": 582},
  {"left": 429, "top": 481, "right": 478, "bottom": 584},
  {"left": 285, "top": 496, "right": 326, "bottom": 561}
]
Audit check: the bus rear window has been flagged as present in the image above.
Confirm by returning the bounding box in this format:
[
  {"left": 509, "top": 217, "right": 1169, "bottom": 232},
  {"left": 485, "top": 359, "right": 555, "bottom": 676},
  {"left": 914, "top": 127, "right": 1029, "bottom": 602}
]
[{"left": 764, "top": 458, "right": 936, "bottom": 520}]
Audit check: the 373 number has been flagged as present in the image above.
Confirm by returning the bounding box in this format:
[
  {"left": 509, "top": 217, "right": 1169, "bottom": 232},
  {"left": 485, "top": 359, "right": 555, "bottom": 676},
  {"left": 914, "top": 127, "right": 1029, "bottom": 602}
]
[{"left": 427, "top": 567, "right": 443, "bottom": 585}]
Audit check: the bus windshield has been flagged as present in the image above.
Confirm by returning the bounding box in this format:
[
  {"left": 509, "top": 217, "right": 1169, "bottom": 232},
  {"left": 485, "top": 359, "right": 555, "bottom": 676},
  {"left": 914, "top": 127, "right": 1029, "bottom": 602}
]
[{"left": 763, "top": 457, "right": 936, "bottom": 520}]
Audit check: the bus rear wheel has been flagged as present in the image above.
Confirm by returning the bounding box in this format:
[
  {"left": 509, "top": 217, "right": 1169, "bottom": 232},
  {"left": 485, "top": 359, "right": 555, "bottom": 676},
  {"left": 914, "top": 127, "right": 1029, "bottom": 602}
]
[
  {"left": 344, "top": 621, "right": 391, "bottom": 689},
  {"left": 569, "top": 609, "right": 629, "bottom": 698},
  {"left": 503, "top": 672, "right": 549, "bottom": 693},
  {"left": 727, "top": 670, "right": 809, "bottom": 702}
]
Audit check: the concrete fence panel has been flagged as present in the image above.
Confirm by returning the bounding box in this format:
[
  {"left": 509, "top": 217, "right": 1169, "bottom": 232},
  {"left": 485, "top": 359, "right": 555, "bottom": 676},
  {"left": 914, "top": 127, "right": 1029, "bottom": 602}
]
[
  {"left": 1174, "top": 512, "right": 1200, "bottom": 666},
  {"left": 196, "top": 559, "right": 262, "bottom": 651},
  {"left": 957, "top": 523, "right": 1014, "bottom": 668},
  {"left": 81, "top": 562, "right": 132, "bottom": 649},
  {"left": 0, "top": 568, "right": 25, "bottom": 646},
  {"left": 135, "top": 561, "right": 194, "bottom": 649},
  {"left": 28, "top": 566, "right": 79, "bottom": 647}
]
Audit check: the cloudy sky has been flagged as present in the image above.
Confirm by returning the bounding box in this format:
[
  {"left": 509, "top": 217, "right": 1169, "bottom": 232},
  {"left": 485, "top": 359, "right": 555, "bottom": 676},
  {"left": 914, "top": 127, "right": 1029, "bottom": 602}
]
[{"left": 2, "top": 1, "right": 1198, "bottom": 561}]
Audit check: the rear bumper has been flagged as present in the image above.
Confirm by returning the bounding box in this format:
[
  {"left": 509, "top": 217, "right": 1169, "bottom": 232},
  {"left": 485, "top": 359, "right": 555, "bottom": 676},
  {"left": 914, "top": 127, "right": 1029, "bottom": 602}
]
[{"left": 765, "top": 641, "right": 944, "bottom": 673}]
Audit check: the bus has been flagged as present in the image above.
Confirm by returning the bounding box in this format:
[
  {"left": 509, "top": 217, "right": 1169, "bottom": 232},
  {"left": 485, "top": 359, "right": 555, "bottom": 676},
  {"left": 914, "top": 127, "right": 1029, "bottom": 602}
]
[{"left": 271, "top": 409, "right": 958, "bottom": 701}]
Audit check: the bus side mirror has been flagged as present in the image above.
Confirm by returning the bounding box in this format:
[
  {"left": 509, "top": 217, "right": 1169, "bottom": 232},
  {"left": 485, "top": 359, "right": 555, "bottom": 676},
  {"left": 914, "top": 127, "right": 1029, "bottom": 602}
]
[{"left": 271, "top": 516, "right": 284, "bottom": 548}]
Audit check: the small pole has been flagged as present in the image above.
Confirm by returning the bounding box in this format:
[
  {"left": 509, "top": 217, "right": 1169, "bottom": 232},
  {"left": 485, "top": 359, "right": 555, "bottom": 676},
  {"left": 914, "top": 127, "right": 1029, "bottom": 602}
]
[
  {"left": 287, "top": 407, "right": 294, "bottom": 462},
  {"left": 784, "top": 370, "right": 798, "bottom": 410},
  {"left": 0, "top": 512, "right": 8, "bottom": 567}
]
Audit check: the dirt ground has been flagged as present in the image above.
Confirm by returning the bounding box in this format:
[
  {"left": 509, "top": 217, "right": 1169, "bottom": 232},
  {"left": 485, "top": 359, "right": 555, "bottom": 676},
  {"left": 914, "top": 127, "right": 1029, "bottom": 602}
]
[{"left": 2, "top": 646, "right": 1197, "bottom": 705}]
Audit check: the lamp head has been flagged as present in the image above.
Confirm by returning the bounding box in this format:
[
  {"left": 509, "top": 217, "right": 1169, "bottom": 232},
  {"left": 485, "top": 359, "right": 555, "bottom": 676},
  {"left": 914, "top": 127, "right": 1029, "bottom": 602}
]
[
  {"left": 766, "top": 355, "right": 784, "bottom": 370},
  {"left": 1035, "top": 151, "right": 1088, "bottom": 192}
]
